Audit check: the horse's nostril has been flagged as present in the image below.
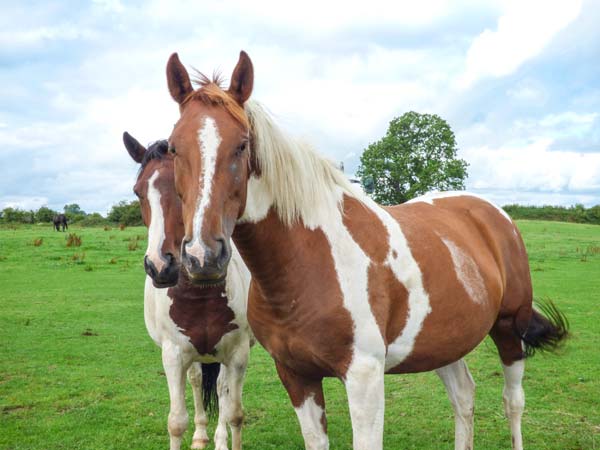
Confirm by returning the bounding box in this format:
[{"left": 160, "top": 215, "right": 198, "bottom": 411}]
[
  {"left": 165, "top": 253, "right": 175, "bottom": 264},
  {"left": 144, "top": 255, "right": 157, "bottom": 278}
]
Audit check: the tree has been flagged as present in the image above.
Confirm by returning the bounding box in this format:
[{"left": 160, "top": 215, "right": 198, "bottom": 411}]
[
  {"left": 36, "top": 206, "right": 57, "bottom": 223},
  {"left": 107, "top": 200, "right": 142, "bottom": 226},
  {"left": 63, "top": 203, "right": 86, "bottom": 222},
  {"left": 357, "top": 111, "right": 468, "bottom": 205}
]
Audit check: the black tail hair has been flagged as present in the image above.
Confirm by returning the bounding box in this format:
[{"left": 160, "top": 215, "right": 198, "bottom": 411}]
[
  {"left": 520, "top": 299, "right": 569, "bottom": 357},
  {"left": 201, "top": 363, "right": 220, "bottom": 417}
]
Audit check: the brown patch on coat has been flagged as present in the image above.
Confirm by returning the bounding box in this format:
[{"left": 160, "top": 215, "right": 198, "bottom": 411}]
[
  {"left": 367, "top": 263, "right": 409, "bottom": 346},
  {"left": 234, "top": 209, "right": 354, "bottom": 379},
  {"left": 342, "top": 196, "right": 389, "bottom": 264},
  {"left": 168, "top": 273, "right": 238, "bottom": 355}
]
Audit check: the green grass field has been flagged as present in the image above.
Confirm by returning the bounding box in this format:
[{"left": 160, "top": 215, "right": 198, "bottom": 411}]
[{"left": 1, "top": 221, "right": 599, "bottom": 449}]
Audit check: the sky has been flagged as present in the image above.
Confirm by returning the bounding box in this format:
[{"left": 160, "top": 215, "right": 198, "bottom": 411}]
[{"left": 1, "top": 0, "right": 599, "bottom": 214}]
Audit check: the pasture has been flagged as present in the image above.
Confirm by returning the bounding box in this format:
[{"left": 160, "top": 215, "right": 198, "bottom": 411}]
[{"left": 0, "top": 221, "right": 598, "bottom": 449}]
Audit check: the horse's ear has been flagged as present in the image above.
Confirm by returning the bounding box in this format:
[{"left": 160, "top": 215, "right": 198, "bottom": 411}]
[
  {"left": 166, "top": 53, "right": 193, "bottom": 105},
  {"left": 228, "top": 51, "right": 253, "bottom": 105},
  {"left": 123, "top": 132, "right": 146, "bottom": 163}
]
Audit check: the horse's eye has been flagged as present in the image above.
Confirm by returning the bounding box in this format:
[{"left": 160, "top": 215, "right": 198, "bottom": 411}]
[
  {"left": 169, "top": 145, "right": 176, "bottom": 155},
  {"left": 235, "top": 142, "right": 246, "bottom": 156}
]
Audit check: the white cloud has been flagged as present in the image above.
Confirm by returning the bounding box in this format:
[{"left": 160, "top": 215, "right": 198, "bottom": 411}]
[
  {"left": 459, "top": 0, "right": 582, "bottom": 87},
  {"left": 462, "top": 138, "right": 600, "bottom": 196}
]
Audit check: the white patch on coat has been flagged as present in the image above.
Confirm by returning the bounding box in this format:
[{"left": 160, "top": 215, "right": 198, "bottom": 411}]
[
  {"left": 238, "top": 175, "right": 272, "bottom": 224},
  {"left": 186, "top": 116, "right": 222, "bottom": 262},
  {"left": 441, "top": 238, "right": 487, "bottom": 304},
  {"left": 406, "top": 191, "right": 513, "bottom": 224},
  {"left": 320, "top": 188, "right": 386, "bottom": 361},
  {"left": 294, "top": 394, "right": 329, "bottom": 450},
  {"left": 146, "top": 170, "right": 166, "bottom": 272},
  {"left": 353, "top": 194, "right": 432, "bottom": 371}
]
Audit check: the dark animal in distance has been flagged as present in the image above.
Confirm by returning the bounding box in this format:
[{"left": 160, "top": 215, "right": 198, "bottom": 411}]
[{"left": 53, "top": 214, "right": 68, "bottom": 232}]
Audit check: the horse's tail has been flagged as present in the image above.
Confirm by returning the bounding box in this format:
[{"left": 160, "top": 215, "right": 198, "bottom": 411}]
[
  {"left": 201, "top": 362, "right": 220, "bottom": 417},
  {"left": 514, "top": 299, "right": 569, "bottom": 357}
]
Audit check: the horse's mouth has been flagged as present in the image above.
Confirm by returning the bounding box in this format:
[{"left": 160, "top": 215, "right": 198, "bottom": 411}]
[
  {"left": 152, "top": 279, "right": 178, "bottom": 289},
  {"left": 186, "top": 272, "right": 227, "bottom": 287}
]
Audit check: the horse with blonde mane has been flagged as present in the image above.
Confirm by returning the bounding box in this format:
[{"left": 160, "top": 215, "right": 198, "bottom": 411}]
[{"left": 163, "top": 50, "right": 568, "bottom": 450}]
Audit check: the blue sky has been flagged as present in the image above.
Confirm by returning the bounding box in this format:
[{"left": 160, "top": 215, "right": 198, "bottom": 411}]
[{"left": 1, "top": 0, "right": 599, "bottom": 214}]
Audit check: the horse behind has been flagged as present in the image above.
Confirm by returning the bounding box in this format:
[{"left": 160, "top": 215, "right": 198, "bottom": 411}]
[
  {"left": 53, "top": 214, "right": 68, "bottom": 231},
  {"left": 164, "top": 51, "right": 569, "bottom": 450},
  {"left": 123, "top": 133, "right": 253, "bottom": 450}
]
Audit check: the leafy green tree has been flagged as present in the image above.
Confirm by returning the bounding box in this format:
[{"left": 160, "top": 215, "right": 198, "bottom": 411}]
[
  {"left": 107, "top": 200, "right": 142, "bottom": 226},
  {"left": 1, "top": 207, "right": 27, "bottom": 223},
  {"left": 63, "top": 203, "right": 86, "bottom": 222},
  {"left": 35, "top": 206, "right": 57, "bottom": 223},
  {"left": 357, "top": 111, "right": 468, "bottom": 205}
]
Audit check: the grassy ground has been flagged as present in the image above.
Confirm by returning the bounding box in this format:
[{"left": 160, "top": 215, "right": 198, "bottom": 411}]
[{"left": 0, "top": 221, "right": 598, "bottom": 449}]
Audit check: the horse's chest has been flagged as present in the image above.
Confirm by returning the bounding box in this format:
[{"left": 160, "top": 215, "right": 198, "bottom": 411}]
[{"left": 168, "top": 289, "right": 239, "bottom": 356}]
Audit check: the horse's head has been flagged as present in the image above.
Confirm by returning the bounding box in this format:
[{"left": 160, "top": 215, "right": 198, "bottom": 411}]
[
  {"left": 123, "top": 132, "right": 184, "bottom": 288},
  {"left": 165, "top": 51, "right": 253, "bottom": 284}
]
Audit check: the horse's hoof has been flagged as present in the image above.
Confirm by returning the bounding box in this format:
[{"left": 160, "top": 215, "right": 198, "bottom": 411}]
[{"left": 191, "top": 438, "right": 209, "bottom": 449}]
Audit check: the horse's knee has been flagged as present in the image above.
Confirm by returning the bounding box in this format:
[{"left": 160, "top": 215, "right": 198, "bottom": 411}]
[
  {"left": 168, "top": 410, "right": 189, "bottom": 437},
  {"left": 229, "top": 411, "right": 244, "bottom": 428}
]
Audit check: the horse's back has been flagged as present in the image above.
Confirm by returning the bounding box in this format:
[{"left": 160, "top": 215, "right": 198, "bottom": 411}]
[{"left": 396, "top": 192, "right": 532, "bottom": 310}]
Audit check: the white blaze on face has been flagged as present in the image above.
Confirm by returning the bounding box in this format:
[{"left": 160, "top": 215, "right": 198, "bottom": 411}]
[
  {"left": 185, "top": 116, "right": 222, "bottom": 262},
  {"left": 146, "top": 170, "right": 167, "bottom": 272},
  {"left": 441, "top": 238, "right": 487, "bottom": 304}
]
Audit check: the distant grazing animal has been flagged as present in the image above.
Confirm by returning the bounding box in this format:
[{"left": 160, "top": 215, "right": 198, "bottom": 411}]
[
  {"left": 123, "top": 133, "right": 253, "bottom": 450},
  {"left": 164, "top": 51, "right": 569, "bottom": 450},
  {"left": 53, "top": 214, "right": 68, "bottom": 232}
]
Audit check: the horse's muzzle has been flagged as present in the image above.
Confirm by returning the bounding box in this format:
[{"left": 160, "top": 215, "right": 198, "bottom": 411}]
[
  {"left": 144, "top": 253, "right": 179, "bottom": 288},
  {"left": 181, "top": 238, "right": 230, "bottom": 285}
]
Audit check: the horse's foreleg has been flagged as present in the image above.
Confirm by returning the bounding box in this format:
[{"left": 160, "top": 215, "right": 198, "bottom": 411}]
[
  {"left": 188, "top": 363, "right": 209, "bottom": 449},
  {"left": 162, "top": 341, "right": 189, "bottom": 450},
  {"left": 436, "top": 359, "right": 476, "bottom": 450},
  {"left": 344, "top": 352, "right": 385, "bottom": 450},
  {"left": 275, "top": 361, "right": 329, "bottom": 450},
  {"left": 222, "top": 344, "right": 249, "bottom": 450}
]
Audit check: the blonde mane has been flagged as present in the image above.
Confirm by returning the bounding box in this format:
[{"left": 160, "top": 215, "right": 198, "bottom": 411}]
[{"left": 244, "top": 100, "right": 359, "bottom": 227}]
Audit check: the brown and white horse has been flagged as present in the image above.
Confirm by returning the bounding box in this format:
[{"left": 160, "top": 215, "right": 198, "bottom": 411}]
[
  {"left": 164, "top": 51, "right": 568, "bottom": 450},
  {"left": 123, "top": 134, "right": 253, "bottom": 450}
]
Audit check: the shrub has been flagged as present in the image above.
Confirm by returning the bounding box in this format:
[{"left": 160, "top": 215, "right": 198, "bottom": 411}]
[
  {"left": 66, "top": 233, "right": 82, "bottom": 247},
  {"left": 128, "top": 237, "right": 140, "bottom": 251},
  {"left": 33, "top": 238, "right": 43, "bottom": 247}
]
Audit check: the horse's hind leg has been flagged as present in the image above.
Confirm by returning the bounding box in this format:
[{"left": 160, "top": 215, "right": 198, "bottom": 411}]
[
  {"left": 490, "top": 319, "right": 526, "bottom": 450},
  {"left": 187, "top": 363, "right": 209, "bottom": 449},
  {"left": 436, "top": 359, "right": 475, "bottom": 450}
]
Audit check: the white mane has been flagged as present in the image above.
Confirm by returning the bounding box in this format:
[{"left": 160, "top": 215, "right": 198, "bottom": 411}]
[{"left": 244, "top": 100, "right": 359, "bottom": 227}]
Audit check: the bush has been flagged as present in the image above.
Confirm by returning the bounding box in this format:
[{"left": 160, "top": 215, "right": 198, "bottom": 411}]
[
  {"left": 35, "top": 206, "right": 57, "bottom": 223},
  {"left": 503, "top": 204, "right": 600, "bottom": 225},
  {"left": 79, "top": 213, "right": 108, "bottom": 227},
  {"left": 66, "top": 233, "right": 82, "bottom": 247},
  {"left": 108, "top": 200, "right": 142, "bottom": 226}
]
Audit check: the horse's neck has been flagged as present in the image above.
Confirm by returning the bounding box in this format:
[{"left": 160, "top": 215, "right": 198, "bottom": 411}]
[{"left": 233, "top": 210, "right": 312, "bottom": 303}]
